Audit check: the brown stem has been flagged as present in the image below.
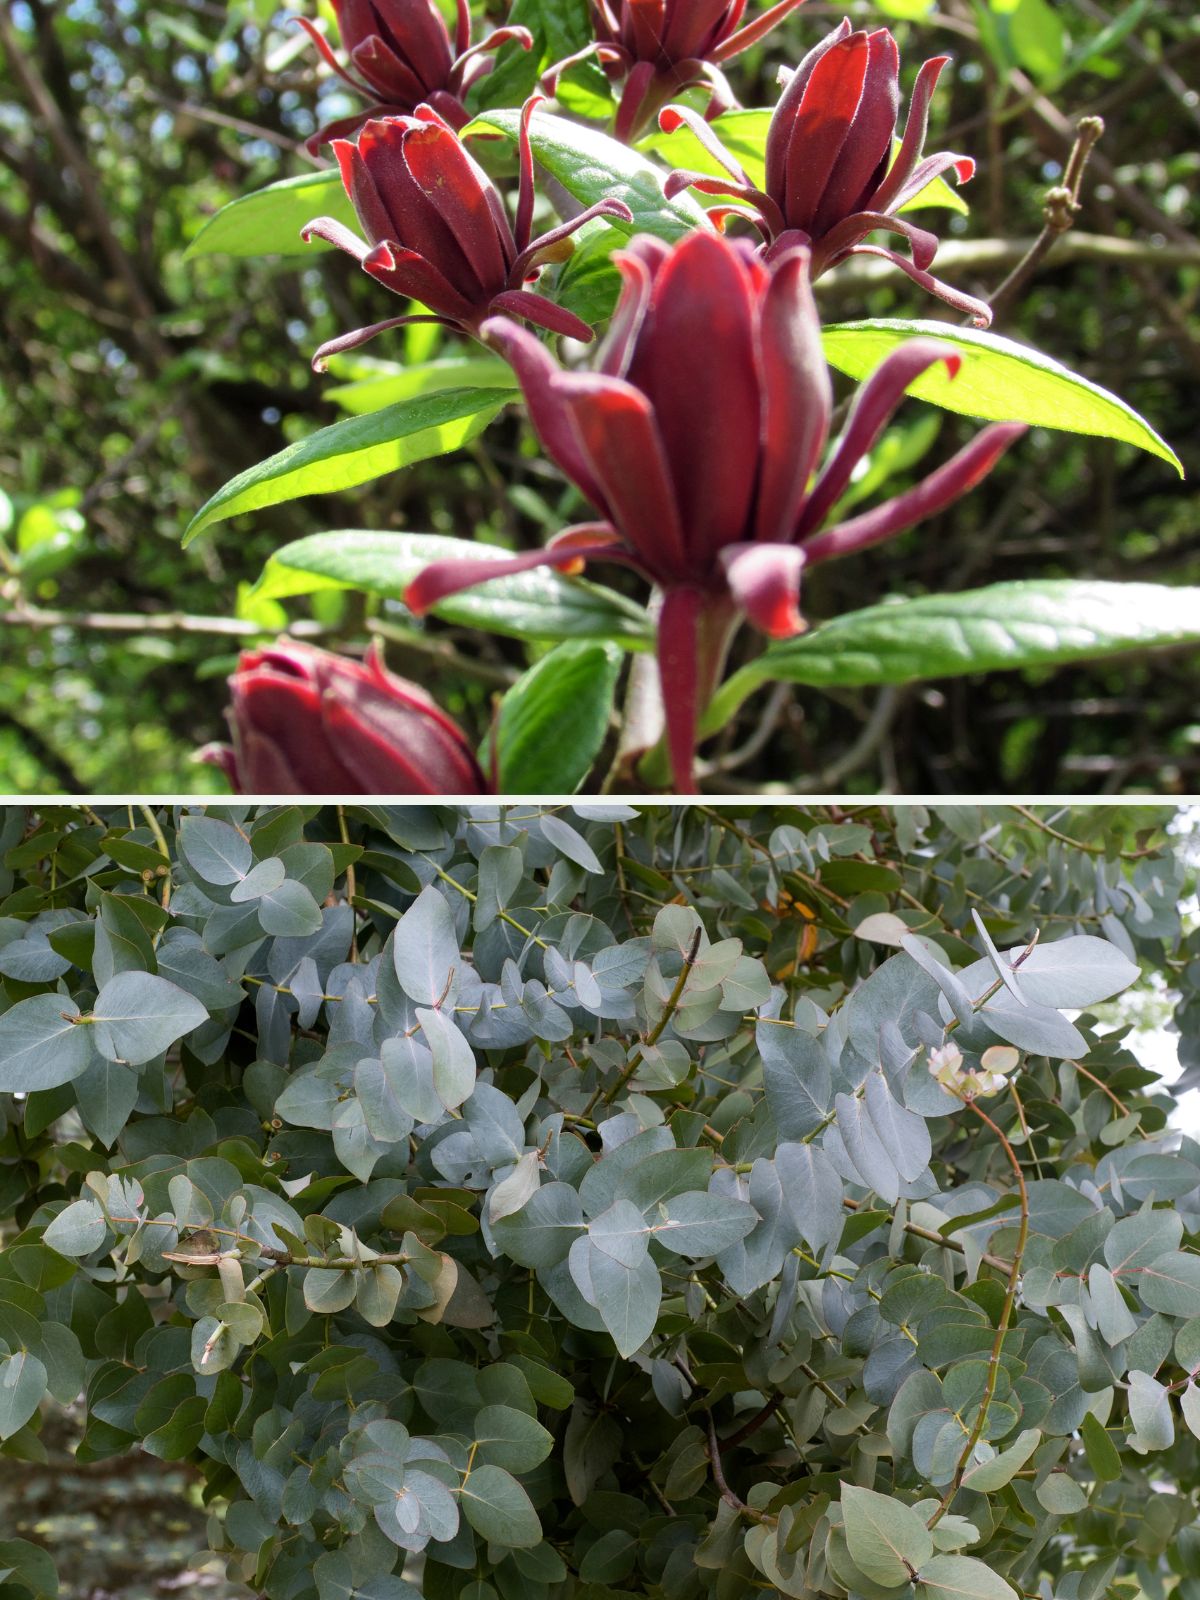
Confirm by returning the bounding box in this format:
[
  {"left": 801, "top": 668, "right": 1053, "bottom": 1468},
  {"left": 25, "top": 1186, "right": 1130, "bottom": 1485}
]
[
  {"left": 927, "top": 1091, "right": 1030, "bottom": 1528},
  {"left": 987, "top": 115, "right": 1104, "bottom": 320}
]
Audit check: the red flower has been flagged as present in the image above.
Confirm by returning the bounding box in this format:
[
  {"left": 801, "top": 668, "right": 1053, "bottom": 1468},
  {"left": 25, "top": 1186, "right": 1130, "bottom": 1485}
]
[
  {"left": 662, "top": 21, "right": 989, "bottom": 324},
  {"left": 546, "top": 0, "right": 808, "bottom": 142},
  {"left": 201, "top": 641, "right": 488, "bottom": 795},
  {"left": 405, "top": 231, "right": 1024, "bottom": 791},
  {"left": 301, "top": 100, "right": 632, "bottom": 368},
  {"left": 299, "top": 0, "right": 532, "bottom": 150}
]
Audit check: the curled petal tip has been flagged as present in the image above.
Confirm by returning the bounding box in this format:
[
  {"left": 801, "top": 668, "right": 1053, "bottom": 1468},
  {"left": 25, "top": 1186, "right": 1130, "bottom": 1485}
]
[
  {"left": 658, "top": 106, "right": 685, "bottom": 131},
  {"left": 662, "top": 173, "right": 690, "bottom": 199}
]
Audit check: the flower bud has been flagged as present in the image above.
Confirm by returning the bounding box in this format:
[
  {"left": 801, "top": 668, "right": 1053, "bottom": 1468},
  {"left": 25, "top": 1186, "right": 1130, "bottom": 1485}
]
[{"left": 201, "top": 641, "right": 487, "bottom": 795}]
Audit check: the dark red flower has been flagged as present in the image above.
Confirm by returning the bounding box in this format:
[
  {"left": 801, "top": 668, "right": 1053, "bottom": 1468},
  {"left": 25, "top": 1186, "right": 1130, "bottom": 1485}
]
[
  {"left": 662, "top": 21, "right": 989, "bottom": 323},
  {"left": 301, "top": 100, "right": 632, "bottom": 367},
  {"left": 200, "top": 641, "right": 487, "bottom": 794},
  {"left": 404, "top": 231, "right": 1023, "bottom": 792},
  {"left": 546, "top": 0, "right": 808, "bottom": 142},
  {"left": 299, "top": 0, "right": 532, "bottom": 150}
]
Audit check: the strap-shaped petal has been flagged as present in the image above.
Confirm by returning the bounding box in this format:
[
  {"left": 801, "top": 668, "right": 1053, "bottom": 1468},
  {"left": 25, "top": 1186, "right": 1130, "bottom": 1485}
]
[
  {"left": 627, "top": 230, "right": 761, "bottom": 566},
  {"left": 659, "top": 102, "right": 751, "bottom": 186},
  {"left": 810, "top": 28, "right": 899, "bottom": 237},
  {"left": 488, "top": 289, "right": 595, "bottom": 343},
  {"left": 398, "top": 121, "right": 511, "bottom": 292},
  {"left": 755, "top": 246, "right": 831, "bottom": 542},
  {"left": 846, "top": 243, "right": 993, "bottom": 326},
  {"left": 552, "top": 371, "right": 688, "bottom": 579},
  {"left": 711, "top": 0, "right": 808, "bottom": 62},
  {"left": 720, "top": 542, "right": 807, "bottom": 637},
  {"left": 802, "top": 422, "right": 1027, "bottom": 565},
  {"left": 796, "top": 336, "right": 962, "bottom": 539},
  {"left": 811, "top": 208, "right": 939, "bottom": 273},
  {"left": 310, "top": 313, "right": 450, "bottom": 372},
  {"left": 404, "top": 538, "right": 627, "bottom": 616},
  {"left": 361, "top": 240, "right": 477, "bottom": 321},
  {"left": 869, "top": 53, "right": 949, "bottom": 213},
  {"left": 481, "top": 317, "right": 609, "bottom": 509}
]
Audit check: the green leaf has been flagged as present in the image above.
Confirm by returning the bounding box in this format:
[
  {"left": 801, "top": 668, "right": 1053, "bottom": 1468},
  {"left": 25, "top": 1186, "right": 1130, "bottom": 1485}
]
[
  {"left": 841, "top": 1484, "right": 933, "bottom": 1586},
  {"left": 1080, "top": 1411, "right": 1122, "bottom": 1481},
  {"left": 91, "top": 972, "right": 207, "bottom": 1066},
  {"left": 0, "top": 1537, "right": 59, "bottom": 1598},
  {"left": 919, "top": 1554, "right": 1018, "bottom": 1600},
  {"left": 0, "top": 1351, "right": 48, "bottom": 1440},
  {"left": 183, "top": 389, "right": 512, "bottom": 543},
  {"left": 323, "top": 355, "right": 517, "bottom": 415},
  {"left": 186, "top": 168, "right": 358, "bottom": 259},
  {"left": 959, "top": 1428, "right": 1041, "bottom": 1492},
  {"left": 491, "top": 1182, "right": 585, "bottom": 1269},
  {"left": 459, "top": 1463, "right": 542, "bottom": 1548},
  {"left": 495, "top": 641, "right": 623, "bottom": 793},
  {"left": 0, "top": 995, "right": 93, "bottom": 1092},
  {"left": 466, "top": 108, "right": 709, "bottom": 242},
  {"left": 472, "top": 1403, "right": 555, "bottom": 1471},
  {"left": 709, "top": 582, "right": 1200, "bottom": 727},
  {"left": 822, "top": 320, "right": 1181, "bottom": 473},
  {"left": 1035, "top": 1472, "right": 1087, "bottom": 1514},
  {"left": 1127, "top": 1369, "right": 1175, "bottom": 1452},
  {"left": 249, "top": 530, "right": 654, "bottom": 648}
]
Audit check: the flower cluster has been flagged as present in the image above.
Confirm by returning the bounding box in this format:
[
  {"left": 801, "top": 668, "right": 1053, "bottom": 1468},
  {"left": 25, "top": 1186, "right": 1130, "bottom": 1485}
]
[{"left": 212, "top": 2, "right": 1024, "bottom": 794}]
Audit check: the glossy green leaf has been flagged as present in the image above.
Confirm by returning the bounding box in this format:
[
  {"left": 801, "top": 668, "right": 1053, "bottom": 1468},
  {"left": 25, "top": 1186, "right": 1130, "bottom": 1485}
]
[
  {"left": 822, "top": 320, "right": 1181, "bottom": 472},
  {"left": 710, "top": 582, "right": 1200, "bottom": 725},
  {"left": 186, "top": 168, "right": 357, "bottom": 258},
  {"left": 495, "top": 641, "right": 623, "bottom": 793},
  {"left": 249, "top": 530, "right": 654, "bottom": 648},
  {"left": 323, "top": 356, "right": 517, "bottom": 416},
  {"left": 183, "top": 389, "right": 512, "bottom": 543},
  {"left": 467, "top": 107, "right": 710, "bottom": 241}
]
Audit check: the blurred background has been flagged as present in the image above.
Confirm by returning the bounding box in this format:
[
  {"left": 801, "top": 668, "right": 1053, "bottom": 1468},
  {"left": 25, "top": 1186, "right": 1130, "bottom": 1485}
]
[{"left": 0, "top": 0, "right": 1197, "bottom": 795}]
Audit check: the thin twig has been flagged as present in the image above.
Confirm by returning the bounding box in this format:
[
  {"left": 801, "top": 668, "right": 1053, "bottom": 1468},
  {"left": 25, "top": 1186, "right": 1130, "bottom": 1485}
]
[{"left": 988, "top": 116, "right": 1105, "bottom": 320}]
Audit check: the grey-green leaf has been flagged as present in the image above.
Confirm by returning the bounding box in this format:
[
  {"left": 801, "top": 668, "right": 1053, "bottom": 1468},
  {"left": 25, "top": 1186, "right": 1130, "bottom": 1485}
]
[
  {"left": 918, "top": 1554, "right": 1018, "bottom": 1600},
  {"left": 91, "top": 972, "right": 207, "bottom": 1065},
  {"left": 841, "top": 1483, "right": 933, "bottom": 1586},
  {"left": 43, "top": 1198, "right": 107, "bottom": 1257},
  {"left": 458, "top": 1463, "right": 542, "bottom": 1548},
  {"left": 0, "top": 1352, "right": 48, "bottom": 1441},
  {"left": 0, "top": 995, "right": 92, "bottom": 1091}
]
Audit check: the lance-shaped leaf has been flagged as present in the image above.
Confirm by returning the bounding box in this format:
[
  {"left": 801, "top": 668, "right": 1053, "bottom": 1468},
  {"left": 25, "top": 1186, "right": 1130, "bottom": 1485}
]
[
  {"left": 184, "top": 389, "right": 512, "bottom": 543},
  {"left": 186, "top": 168, "right": 357, "bottom": 258},
  {"left": 822, "top": 320, "right": 1182, "bottom": 471}
]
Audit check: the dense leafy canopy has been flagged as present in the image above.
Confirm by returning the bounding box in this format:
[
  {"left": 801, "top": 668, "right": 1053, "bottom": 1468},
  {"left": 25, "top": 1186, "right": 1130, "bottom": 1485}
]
[
  {"left": 1, "top": 802, "right": 1199, "bottom": 1597},
  {"left": 0, "top": 3, "right": 1197, "bottom": 791}
]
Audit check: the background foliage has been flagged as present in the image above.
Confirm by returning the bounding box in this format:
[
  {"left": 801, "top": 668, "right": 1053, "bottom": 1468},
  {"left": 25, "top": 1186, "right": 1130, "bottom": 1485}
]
[
  {"left": 1, "top": 801, "right": 1200, "bottom": 1597},
  {"left": 0, "top": 2, "right": 1197, "bottom": 793}
]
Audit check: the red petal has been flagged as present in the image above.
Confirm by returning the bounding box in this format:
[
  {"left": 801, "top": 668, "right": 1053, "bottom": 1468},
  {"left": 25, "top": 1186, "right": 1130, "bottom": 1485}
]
[
  {"left": 625, "top": 231, "right": 761, "bottom": 567},
  {"left": 803, "top": 422, "right": 1027, "bottom": 565},
  {"left": 755, "top": 246, "right": 831, "bottom": 541},
  {"left": 720, "top": 542, "right": 807, "bottom": 637},
  {"left": 553, "top": 372, "right": 688, "bottom": 579},
  {"left": 797, "top": 336, "right": 962, "bottom": 538}
]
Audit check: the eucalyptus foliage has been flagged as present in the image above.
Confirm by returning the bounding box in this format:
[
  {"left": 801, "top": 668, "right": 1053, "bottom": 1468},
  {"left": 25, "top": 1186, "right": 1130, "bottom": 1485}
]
[{"left": 0, "top": 803, "right": 1197, "bottom": 1599}]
